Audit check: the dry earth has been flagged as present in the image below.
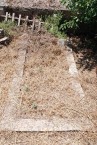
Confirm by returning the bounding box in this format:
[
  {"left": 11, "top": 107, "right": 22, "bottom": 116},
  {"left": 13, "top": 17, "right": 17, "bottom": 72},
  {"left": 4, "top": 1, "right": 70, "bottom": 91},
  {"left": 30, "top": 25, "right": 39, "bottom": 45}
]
[
  {"left": 0, "top": 30, "right": 97, "bottom": 143},
  {"left": 6, "top": 0, "right": 64, "bottom": 9},
  {"left": 13, "top": 32, "right": 97, "bottom": 127},
  {"left": 17, "top": 32, "right": 79, "bottom": 120},
  {"left": 72, "top": 37, "right": 97, "bottom": 126},
  {"left": 0, "top": 131, "right": 97, "bottom": 145}
]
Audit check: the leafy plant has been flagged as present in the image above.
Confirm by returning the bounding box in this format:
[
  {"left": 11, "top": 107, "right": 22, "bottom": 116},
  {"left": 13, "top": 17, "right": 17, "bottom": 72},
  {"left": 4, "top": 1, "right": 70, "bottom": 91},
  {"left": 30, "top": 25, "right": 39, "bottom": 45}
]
[
  {"left": 44, "top": 13, "right": 67, "bottom": 38},
  {"left": 61, "top": 0, "right": 97, "bottom": 34},
  {"left": 24, "top": 85, "right": 30, "bottom": 92}
]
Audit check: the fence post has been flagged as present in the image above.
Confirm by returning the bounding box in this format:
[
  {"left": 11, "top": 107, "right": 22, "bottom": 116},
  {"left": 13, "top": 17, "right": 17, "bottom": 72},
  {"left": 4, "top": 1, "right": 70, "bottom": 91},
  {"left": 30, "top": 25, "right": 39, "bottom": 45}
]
[
  {"left": 18, "top": 14, "right": 21, "bottom": 26},
  {"left": 12, "top": 13, "right": 15, "bottom": 22},
  {"left": 32, "top": 17, "right": 35, "bottom": 32},
  {"left": 5, "top": 12, "right": 8, "bottom": 21},
  {"left": 24, "top": 16, "right": 29, "bottom": 30}
]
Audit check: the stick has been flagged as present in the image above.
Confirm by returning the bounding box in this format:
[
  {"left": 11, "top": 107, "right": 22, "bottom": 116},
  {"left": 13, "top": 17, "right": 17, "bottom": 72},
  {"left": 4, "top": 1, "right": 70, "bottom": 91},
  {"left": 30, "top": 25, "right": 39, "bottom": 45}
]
[{"left": 0, "top": 37, "right": 9, "bottom": 43}]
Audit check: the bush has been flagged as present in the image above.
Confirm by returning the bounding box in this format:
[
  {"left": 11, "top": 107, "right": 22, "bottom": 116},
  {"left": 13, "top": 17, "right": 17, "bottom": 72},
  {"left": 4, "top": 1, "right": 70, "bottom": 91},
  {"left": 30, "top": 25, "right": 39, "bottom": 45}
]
[
  {"left": 61, "top": 0, "right": 97, "bottom": 35},
  {"left": 0, "top": 20, "right": 16, "bottom": 36},
  {"left": 44, "top": 13, "right": 67, "bottom": 38}
]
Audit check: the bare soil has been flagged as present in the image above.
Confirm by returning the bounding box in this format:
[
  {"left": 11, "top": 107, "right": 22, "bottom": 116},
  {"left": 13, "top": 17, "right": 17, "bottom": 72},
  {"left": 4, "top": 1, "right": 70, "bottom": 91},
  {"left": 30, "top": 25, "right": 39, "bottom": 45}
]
[
  {"left": 74, "top": 53, "right": 97, "bottom": 125},
  {"left": 0, "top": 131, "right": 97, "bottom": 145}
]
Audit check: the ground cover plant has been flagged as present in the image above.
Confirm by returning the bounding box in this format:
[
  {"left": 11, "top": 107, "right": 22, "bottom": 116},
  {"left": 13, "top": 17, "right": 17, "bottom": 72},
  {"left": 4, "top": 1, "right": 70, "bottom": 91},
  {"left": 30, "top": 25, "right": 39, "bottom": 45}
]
[
  {"left": 0, "top": 20, "right": 16, "bottom": 37},
  {"left": 44, "top": 13, "right": 66, "bottom": 38}
]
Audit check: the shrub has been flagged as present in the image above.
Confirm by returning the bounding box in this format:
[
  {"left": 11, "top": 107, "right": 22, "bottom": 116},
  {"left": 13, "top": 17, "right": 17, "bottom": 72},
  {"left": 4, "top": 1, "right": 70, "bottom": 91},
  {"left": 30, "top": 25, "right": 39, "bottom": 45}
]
[
  {"left": 44, "top": 13, "right": 67, "bottom": 38},
  {"left": 0, "top": 20, "right": 16, "bottom": 36},
  {"left": 61, "top": 0, "right": 97, "bottom": 34}
]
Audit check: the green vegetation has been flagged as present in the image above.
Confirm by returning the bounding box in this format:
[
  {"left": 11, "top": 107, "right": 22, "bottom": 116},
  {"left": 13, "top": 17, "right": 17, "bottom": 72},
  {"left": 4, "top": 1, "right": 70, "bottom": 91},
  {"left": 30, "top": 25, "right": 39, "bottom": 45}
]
[
  {"left": 0, "top": 20, "right": 16, "bottom": 36},
  {"left": 24, "top": 85, "right": 30, "bottom": 92},
  {"left": 61, "top": 0, "right": 97, "bottom": 34},
  {"left": 44, "top": 13, "right": 67, "bottom": 38},
  {"left": 44, "top": 1, "right": 97, "bottom": 36}
]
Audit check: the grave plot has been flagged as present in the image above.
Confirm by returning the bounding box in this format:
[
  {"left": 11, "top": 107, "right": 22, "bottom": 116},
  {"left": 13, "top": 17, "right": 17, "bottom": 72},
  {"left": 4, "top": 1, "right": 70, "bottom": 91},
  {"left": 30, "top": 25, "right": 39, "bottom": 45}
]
[
  {"left": 16, "top": 32, "right": 89, "bottom": 122},
  {"left": 0, "top": 31, "right": 95, "bottom": 132}
]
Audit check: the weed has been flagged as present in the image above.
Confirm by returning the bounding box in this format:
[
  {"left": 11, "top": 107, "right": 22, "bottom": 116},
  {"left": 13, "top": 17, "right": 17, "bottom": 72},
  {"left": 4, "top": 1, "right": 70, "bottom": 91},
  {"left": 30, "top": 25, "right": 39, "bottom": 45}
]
[
  {"left": 32, "top": 103, "right": 38, "bottom": 110},
  {"left": 24, "top": 85, "right": 30, "bottom": 92},
  {"left": 39, "top": 66, "right": 43, "bottom": 73},
  {"left": 0, "top": 20, "right": 16, "bottom": 37},
  {"left": 44, "top": 13, "right": 67, "bottom": 38}
]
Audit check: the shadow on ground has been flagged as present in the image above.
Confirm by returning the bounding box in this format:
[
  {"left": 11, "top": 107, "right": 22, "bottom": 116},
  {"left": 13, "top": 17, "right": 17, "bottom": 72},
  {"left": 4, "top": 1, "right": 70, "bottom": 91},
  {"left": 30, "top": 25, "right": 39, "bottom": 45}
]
[{"left": 69, "top": 36, "right": 97, "bottom": 71}]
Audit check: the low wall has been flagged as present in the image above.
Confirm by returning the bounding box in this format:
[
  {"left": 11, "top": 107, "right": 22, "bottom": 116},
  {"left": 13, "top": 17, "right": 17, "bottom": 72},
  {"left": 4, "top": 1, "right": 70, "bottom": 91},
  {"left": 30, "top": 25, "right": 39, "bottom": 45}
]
[{"left": 3, "top": 6, "right": 69, "bottom": 17}]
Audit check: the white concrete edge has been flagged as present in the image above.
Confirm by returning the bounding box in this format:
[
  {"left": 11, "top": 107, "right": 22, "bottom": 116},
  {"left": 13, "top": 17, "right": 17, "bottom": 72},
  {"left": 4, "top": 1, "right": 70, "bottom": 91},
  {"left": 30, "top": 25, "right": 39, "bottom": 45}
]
[
  {"left": 2, "top": 49, "right": 26, "bottom": 120},
  {"left": 0, "top": 118, "right": 94, "bottom": 132},
  {"left": 58, "top": 39, "right": 85, "bottom": 98}
]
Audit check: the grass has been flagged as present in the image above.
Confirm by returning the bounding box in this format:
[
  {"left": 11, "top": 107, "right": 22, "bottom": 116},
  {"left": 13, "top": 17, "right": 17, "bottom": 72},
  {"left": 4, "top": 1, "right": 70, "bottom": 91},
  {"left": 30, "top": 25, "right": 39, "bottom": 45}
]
[
  {"left": 24, "top": 85, "right": 30, "bottom": 92},
  {"left": 44, "top": 13, "right": 67, "bottom": 39},
  {"left": 0, "top": 20, "right": 16, "bottom": 37},
  {"left": 32, "top": 103, "right": 38, "bottom": 110}
]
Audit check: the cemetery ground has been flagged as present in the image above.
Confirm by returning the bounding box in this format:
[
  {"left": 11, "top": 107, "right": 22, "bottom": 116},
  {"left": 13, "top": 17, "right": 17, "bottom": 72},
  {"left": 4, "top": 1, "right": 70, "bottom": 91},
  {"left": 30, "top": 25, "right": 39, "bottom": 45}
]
[{"left": 0, "top": 28, "right": 97, "bottom": 144}]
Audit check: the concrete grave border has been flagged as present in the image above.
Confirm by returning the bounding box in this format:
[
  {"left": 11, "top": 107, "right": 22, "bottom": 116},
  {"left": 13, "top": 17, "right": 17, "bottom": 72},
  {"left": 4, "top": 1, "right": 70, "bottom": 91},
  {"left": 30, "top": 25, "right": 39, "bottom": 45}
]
[{"left": 58, "top": 39, "right": 85, "bottom": 98}]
